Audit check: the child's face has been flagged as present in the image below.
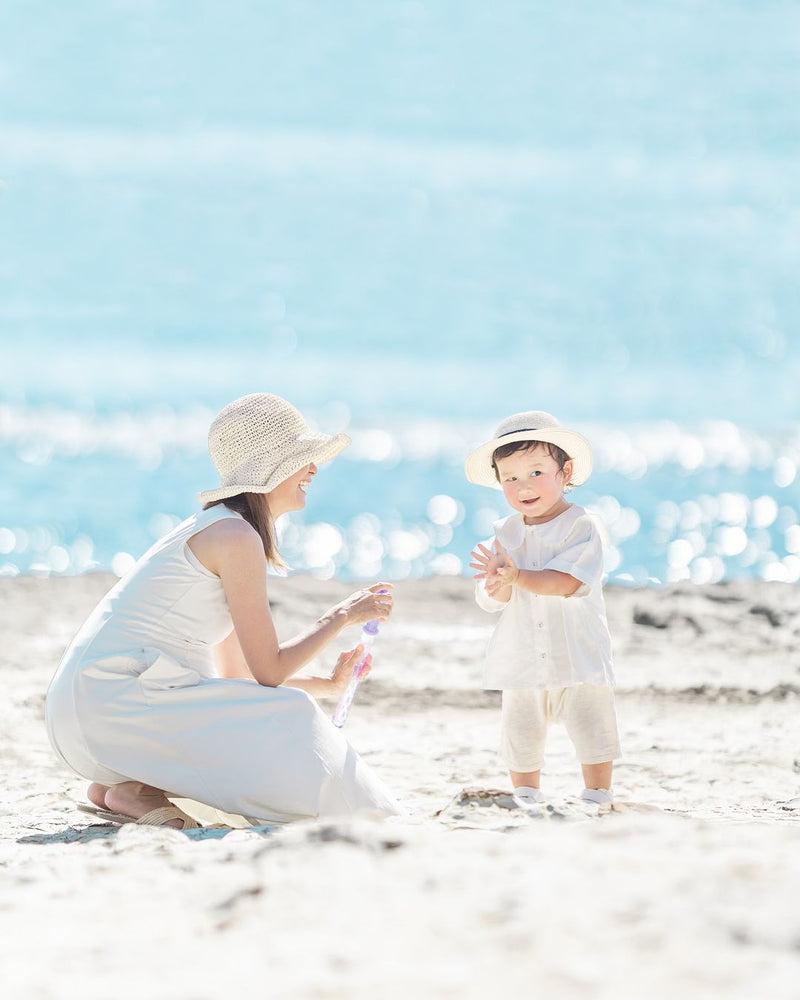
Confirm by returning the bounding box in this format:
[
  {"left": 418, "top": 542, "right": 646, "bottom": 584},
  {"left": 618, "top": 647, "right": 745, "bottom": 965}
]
[{"left": 494, "top": 444, "right": 573, "bottom": 524}]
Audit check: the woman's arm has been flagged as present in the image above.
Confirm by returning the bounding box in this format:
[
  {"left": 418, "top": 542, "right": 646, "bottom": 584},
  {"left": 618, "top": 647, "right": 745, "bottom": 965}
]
[
  {"left": 283, "top": 645, "right": 372, "bottom": 699},
  {"left": 199, "top": 519, "right": 391, "bottom": 687},
  {"left": 214, "top": 627, "right": 254, "bottom": 679},
  {"left": 215, "top": 610, "right": 376, "bottom": 698}
]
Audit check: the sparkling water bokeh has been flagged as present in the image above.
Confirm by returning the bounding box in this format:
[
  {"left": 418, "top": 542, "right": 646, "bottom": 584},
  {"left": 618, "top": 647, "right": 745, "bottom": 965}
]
[
  {"left": 2, "top": 2, "right": 798, "bottom": 585},
  {"left": 1, "top": 401, "right": 798, "bottom": 585}
]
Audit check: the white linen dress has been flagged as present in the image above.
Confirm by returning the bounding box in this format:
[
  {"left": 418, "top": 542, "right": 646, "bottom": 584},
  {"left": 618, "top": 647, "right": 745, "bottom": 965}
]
[{"left": 45, "top": 506, "right": 399, "bottom": 824}]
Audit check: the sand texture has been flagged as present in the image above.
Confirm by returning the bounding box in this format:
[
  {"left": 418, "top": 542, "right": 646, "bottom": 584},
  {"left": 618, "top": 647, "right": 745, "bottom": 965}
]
[{"left": 2, "top": 574, "right": 799, "bottom": 999}]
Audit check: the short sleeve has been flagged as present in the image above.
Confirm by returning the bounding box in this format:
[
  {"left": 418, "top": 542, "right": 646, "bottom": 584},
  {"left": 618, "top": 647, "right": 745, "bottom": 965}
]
[{"left": 543, "top": 515, "right": 605, "bottom": 598}]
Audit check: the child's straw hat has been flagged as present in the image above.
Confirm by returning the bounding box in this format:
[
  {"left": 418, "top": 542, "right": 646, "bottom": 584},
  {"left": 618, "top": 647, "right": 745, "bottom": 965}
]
[
  {"left": 198, "top": 393, "right": 350, "bottom": 504},
  {"left": 464, "top": 410, "right": 593, "bottom": 488}
]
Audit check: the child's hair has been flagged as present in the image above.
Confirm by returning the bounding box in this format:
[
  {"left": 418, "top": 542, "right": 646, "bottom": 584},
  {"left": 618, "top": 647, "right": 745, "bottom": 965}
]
[
  {"left": 491, "top": 440, "right": 576, "bottom": 489},
  {"left": 203, "top": 493, "right": 286, "bottom": 568}
]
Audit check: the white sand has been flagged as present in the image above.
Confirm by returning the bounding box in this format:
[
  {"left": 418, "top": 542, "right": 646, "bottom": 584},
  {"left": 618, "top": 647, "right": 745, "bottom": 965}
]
[{"left": 2, "top": 574, "right": 799, "bottom": 999}]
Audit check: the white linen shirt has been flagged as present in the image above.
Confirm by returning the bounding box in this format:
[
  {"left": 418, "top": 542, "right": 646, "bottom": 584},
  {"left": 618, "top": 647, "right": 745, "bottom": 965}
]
[{"left": 475, "top": 504, "right": 615, "bottom": 690}]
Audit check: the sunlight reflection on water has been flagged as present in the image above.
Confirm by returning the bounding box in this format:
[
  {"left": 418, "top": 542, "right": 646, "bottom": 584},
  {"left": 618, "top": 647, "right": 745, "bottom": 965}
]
[{"left": 1, "top": 402, "right": 798, "bottom": 585}]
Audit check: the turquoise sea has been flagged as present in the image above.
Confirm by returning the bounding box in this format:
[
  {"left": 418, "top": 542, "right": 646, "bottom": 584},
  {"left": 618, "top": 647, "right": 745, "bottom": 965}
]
[{"left": 1, "top": 2, "right": 798, "bottom": 585}]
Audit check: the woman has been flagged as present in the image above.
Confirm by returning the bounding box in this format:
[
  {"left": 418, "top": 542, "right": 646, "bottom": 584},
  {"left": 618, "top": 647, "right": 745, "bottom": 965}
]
[{"left": 45, "top": 393, "right": 399, "bottom": 828}]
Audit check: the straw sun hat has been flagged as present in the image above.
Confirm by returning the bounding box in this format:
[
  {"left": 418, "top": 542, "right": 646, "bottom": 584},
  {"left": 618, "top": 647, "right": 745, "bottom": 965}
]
[
  {"left": 197, "top": 394, "right": 350, "bottom": 504},
  {"left": 464, "top": 410, "right": 593, "bottom": 489}
]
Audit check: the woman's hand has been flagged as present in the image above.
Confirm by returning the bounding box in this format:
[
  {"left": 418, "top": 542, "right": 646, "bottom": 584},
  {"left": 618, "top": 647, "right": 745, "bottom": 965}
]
[
  {"left": 282, "top": 644, "right": 373, "bottom": 699},
  {"left": 329, "top": 644, "right": 372, "bottom": 696},
  {"left": 333, "top": 583, "right": 394, "bottom": 628}
]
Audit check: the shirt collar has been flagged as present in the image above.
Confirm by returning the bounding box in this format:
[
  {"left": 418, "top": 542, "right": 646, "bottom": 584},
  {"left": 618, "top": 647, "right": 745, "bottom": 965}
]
[
  {"left": 494, "top": 505, "right": 577, "bottom": 549},
  {"left": 494, "top": 513, "right": 526, "bottom": 550}
]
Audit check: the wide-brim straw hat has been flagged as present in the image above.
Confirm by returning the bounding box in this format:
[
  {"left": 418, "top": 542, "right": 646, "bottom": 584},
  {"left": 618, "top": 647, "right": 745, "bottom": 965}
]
[
  {"left": 198, "top": 393, "right": 350, "bottom": 504},
  {"left": 464, "top": 410, "right": 593, "bottom": 489}
]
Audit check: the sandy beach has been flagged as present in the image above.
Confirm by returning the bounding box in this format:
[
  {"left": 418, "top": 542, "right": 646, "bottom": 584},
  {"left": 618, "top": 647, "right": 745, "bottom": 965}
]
[{"left": 2, "top": 573, "right": 799, "bottom": 999}]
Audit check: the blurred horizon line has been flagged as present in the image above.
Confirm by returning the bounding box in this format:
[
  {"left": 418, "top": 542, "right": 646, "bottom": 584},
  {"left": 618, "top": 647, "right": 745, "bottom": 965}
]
[{"left": 2, "top": 124, "right": 792, "bottom": 194}]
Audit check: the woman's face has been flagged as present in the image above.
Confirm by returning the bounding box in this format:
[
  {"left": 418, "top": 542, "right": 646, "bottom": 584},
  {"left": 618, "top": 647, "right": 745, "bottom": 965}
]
[{"left": 266, "top": 462, "right": 318, "bottom": 516}]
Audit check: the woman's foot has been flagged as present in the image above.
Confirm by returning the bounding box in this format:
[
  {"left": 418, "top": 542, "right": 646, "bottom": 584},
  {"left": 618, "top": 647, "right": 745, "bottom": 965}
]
[
  {"left": 87, "top": 782, "right": 109, "bottom": 809},
  {"left": 87, "top": 781, "right": 186, "bottom": 829}
]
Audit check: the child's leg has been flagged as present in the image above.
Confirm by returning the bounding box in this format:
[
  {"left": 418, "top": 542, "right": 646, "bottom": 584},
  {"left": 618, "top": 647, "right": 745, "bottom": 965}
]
[
  {"left": 560, "top": 685, "right": 621, "bottom": 794},
  {"left": 510, "top": 768, "right": 542, "bottom": 789},
  {"left": 582, "top": 760, "right": 613, "bottom": 790},
  {"left": 500, "top": 689, "right": 549, "bottom": 791}
]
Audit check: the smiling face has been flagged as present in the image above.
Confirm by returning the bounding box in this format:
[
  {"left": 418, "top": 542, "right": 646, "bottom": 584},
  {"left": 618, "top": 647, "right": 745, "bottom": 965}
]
[
  {"left": 266, "top": 462, "right": 318, "bottom": 517},
  {"left": 494, "top": 444, "right": 573, "bottom": 524}
]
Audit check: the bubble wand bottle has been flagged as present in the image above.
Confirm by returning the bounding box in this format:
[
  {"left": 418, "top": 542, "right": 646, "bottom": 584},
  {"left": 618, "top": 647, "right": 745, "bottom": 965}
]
[{"left": 331, "top": 604, "right": 384, "bottom": 728}]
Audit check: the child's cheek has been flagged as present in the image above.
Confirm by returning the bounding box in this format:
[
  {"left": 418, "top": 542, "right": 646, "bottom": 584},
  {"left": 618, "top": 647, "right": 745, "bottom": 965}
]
[{"left": 504, "top": 483, "right": 524, "bottom": 507}]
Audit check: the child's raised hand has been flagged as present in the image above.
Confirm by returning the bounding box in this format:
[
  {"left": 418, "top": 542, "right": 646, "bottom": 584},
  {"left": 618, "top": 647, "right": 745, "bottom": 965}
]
[
  {"left": 470, "top": 539, "right": 513, "bottom": 578},
  {"left": 471, "top": 539, "right": 520, "bottom": 597},
  {"left": 470, "top": 540, "right": 501, "bottom": 579},
  {"left": 487, "top": 550, "right": 520, "bottom": 595}
]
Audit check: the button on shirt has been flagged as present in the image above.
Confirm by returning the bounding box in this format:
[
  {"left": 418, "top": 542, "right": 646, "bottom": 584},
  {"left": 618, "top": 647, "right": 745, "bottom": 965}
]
[{"left": 475, "top": 504, "right": 615, "bottom": 690}]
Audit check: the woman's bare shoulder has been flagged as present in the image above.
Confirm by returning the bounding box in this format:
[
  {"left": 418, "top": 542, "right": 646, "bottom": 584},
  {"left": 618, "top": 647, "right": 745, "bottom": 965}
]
[{"left": 188, "top": 516, "right": 262, "bottom": 574}]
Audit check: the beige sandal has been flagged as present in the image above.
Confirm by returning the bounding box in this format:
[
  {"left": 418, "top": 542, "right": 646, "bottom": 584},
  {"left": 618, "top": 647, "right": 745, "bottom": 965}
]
[
  {"left": 78, "top": 803, "right": 200, "bottom": 830},
  {"left": 136, "top": 806, "right": 200, "bottom": 830}
]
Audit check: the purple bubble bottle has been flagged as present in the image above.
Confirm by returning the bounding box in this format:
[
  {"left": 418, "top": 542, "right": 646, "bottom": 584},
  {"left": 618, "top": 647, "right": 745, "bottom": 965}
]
[{"left": 331, "top": 618, "right": 380, "bottom": 728}]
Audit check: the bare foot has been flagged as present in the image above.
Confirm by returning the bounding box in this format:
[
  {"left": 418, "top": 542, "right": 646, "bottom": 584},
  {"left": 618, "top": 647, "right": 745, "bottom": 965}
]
[{"left": 102, "top": 781, "right": 184, "bottom": 829}]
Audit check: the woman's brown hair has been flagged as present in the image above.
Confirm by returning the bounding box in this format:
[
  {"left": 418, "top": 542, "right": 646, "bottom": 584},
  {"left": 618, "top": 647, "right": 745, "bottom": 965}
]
[{"left": 203, "top": 493, "right": 286, "bottom": 568}]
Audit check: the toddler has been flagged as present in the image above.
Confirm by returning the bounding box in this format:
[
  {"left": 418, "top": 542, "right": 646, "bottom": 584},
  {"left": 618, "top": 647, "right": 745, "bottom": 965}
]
[{"left": 466, "top": 410, "right": 620, "bottom": 807}]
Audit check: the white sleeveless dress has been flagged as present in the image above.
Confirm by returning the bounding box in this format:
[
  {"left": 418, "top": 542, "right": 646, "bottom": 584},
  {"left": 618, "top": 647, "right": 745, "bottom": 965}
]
[{"left": 45, "top": 506, "right": 399, "bottom": 824}]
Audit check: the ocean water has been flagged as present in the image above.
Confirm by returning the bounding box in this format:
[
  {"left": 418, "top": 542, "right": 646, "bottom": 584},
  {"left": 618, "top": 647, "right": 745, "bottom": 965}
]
[{"left": 2, "top": 2, "right": 798, "bottom": 586}]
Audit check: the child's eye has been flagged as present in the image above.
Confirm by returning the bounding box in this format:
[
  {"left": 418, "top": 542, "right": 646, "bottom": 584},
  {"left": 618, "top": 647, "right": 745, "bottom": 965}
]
[{"left": 530, "top": 470, "right": 541, "bottom": 477}]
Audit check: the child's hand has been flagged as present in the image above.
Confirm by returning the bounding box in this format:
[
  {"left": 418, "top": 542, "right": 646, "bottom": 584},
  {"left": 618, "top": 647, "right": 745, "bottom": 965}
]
[
  {"left": 470, "top": 539, "right": 506, "bottom": 579},
  {"left": 486, "top": 543, "right": 519, "bottom": 601},
  {"left": 470, "top": 540, "right": 519, "bottom": 594},
  {"left": 487, "top": 551, "right": 520, "bottom": 595}
]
